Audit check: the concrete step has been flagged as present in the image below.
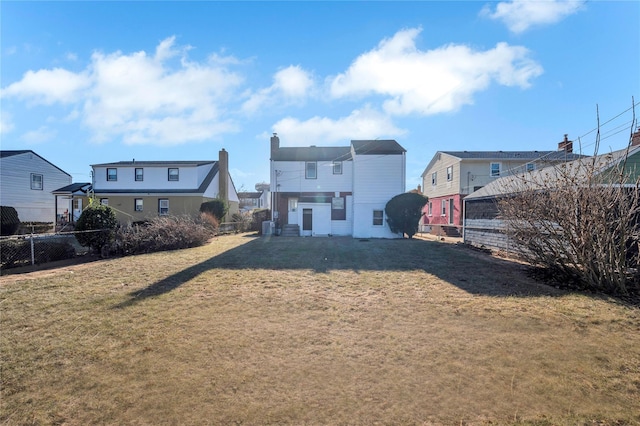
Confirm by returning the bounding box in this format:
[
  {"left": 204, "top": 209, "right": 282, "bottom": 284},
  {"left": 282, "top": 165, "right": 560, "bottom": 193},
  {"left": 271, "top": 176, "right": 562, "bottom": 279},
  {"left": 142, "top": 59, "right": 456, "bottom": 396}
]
[{"left": 281, "top": 224, "right": 300, "bottom": 237}]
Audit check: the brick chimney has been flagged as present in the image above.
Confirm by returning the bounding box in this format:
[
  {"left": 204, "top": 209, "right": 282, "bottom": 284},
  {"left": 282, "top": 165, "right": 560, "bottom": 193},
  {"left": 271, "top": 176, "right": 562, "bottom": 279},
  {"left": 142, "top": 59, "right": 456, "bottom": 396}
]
[
  {"left": 218, "top": 148, "right": 228, "bottom": 202},
  {"left": 270, "top": 133, "right": 280, "bottom": 159},
  {"left": 631, "top": 127, "right": 640, "bottom": 147},
  {"left": 558, "top": 134, "right": 573, "bottom": 153}
]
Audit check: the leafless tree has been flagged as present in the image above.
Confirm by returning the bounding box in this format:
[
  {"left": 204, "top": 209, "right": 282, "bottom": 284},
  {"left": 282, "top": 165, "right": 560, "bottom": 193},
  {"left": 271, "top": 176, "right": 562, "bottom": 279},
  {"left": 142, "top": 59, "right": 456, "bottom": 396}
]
[{"left": 497, "top": 105, "right": 639, "bottom": 295}]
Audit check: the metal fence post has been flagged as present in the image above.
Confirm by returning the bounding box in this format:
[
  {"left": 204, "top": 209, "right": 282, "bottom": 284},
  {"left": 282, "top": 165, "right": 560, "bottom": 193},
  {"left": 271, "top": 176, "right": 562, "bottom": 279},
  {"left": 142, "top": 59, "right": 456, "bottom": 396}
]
[{"left": 30, "top": 234, "right": 35, "bottom": 265}]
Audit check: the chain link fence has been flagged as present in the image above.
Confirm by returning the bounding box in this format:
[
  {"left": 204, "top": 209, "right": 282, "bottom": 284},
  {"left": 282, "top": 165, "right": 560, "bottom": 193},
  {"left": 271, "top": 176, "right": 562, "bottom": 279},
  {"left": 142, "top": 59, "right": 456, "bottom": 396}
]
[{"left": 0, "top": 231, "right": 99, "bottom": 271}]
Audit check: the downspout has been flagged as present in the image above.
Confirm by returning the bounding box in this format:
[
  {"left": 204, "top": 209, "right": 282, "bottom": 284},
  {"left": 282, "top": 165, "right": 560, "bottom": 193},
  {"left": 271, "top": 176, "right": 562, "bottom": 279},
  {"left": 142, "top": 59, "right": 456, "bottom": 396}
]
[{"left": 462, "top": 197, "right": 467, "bottom": 244}]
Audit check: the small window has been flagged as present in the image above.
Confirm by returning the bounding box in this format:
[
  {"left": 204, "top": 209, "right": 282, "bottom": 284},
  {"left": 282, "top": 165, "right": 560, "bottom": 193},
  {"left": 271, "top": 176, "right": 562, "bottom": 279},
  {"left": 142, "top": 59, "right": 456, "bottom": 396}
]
[
  {"left": 526, "top": 163, "right": 535, "bottom": 172},
  {"left": 30, "top": 173, "right": 43, "bottom": 190},
  {"left": 332, "top": 197, "right": 346, "bottom": 220},
  {"left": 431, "top": 172, "right": 437, "bottom": 186},
  {"left": 158, "top": 199, "right": 169, "bottom": 215},
  {"left": 305, "top": 162, "right": 317, "bottom": 179},
  {"left": 373, "top": 210, "right": 384, "bottom": 226},
  {"left": 446, "top": 165, "right": 453, "bottom": 181},
  {"left": 135, "top": 198, "right": 143, "bottom": 212},
  {"left": 168, "top": 168, "right": 179, "bottom": 181},
  {"left": 72, "top": 199, "right": 80, "bottom": 210},
  {"left": 428, "top": 202, "right": 433, "bottom": 216},
  {"left": 441, "top": 200, "right": 446, "bottom": 216},
  {"left": 107, "top": 168, "right": 117, "bottom": 181},
  {"left": 490, "top": 163, "right": 501, "bottom": 177},
  {"left": 333, "top": 161, "right": 342, "bottom": 175},
  {"left": 100, "top": 198, "right": 109, "bottom": 206},
  {"left": 135, "top": 168, "right": 144, "bottom": 181}
]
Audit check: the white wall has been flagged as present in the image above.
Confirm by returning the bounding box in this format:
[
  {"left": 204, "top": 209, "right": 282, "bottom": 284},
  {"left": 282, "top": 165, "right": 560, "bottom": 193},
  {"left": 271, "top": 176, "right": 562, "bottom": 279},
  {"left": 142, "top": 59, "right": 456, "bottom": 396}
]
[
  {"left": 93, "top": 164, "right": 209, "bottom": 191},
  {"left": 0, "top": 152, "right": 71, "bottom": 222},
  {"left": 271, "top": 160, "right": 353, "bottom": 193}
]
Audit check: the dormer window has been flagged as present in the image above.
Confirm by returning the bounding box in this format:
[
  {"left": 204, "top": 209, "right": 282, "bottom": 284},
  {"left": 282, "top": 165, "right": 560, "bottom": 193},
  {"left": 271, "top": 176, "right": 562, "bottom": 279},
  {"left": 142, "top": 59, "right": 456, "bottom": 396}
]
[{"left": 168, "top": 168, "right": 179, "bottom": 181}]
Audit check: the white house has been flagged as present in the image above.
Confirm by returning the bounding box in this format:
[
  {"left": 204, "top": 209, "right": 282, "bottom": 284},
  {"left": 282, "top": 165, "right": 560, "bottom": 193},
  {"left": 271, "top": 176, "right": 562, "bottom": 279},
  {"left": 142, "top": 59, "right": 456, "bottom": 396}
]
[
  {"left": 269, "top": 134, "right": 406, "bottom": 238},
  {"left": 91, "top": 149, "right": 239, "bottom": 223},
  {"left": 0, "top": 150, "right": 72, "bottom": 223}
]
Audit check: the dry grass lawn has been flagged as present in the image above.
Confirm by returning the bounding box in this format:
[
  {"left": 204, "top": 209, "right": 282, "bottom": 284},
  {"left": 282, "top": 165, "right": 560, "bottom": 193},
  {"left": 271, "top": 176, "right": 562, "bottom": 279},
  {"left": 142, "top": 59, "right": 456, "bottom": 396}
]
[{"left": 1, "top": 233, "right": 639, "bottom": 425}]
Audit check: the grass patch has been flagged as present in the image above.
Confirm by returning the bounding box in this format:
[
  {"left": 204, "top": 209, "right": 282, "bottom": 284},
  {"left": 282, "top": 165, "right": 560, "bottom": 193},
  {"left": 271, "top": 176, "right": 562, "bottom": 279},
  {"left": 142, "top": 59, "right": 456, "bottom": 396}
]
[{"left": 1, "top": 234, "right": 639, "bottom": 425}]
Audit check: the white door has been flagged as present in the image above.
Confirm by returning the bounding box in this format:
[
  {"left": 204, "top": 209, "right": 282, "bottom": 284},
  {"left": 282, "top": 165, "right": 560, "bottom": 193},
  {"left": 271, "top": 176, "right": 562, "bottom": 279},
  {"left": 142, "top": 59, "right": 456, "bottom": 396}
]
[
  {"left": 73, "top": 198, "right": 83, "bottom": 221},
  {"left": 288, "top": 198, "right": 298, "bottom": 225}
]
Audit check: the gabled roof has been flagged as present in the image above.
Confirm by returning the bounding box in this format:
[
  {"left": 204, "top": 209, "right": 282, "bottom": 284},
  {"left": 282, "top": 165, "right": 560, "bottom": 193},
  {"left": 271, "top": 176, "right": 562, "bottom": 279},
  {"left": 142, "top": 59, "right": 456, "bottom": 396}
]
[
  {"left": 465, "top": 145, "right": 640, "bottom": 201},
  {"left": 239, "top": 192, "right": 262, "bottom": 199},
  {"left": 91, "top": 160, "right": 216, "bottom": 167},
  {"left": 421, "top": 150, "right": 586, "bottom": 177},
  {"left": 0, "top": 150, "right": 72, "bottom": 177},
  {"left": 351, "top": 139, "right": 406, "bottom": 155},
  {"left": 272, "top": 146, "right": 352, "bottom": 162}
]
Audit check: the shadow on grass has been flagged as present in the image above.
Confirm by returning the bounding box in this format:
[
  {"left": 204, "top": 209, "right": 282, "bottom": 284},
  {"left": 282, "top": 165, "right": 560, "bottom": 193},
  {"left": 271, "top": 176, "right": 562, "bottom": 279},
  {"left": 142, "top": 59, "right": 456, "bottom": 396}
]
[{"left": 113, "top": 235, "right": 566, "bottom": 308}]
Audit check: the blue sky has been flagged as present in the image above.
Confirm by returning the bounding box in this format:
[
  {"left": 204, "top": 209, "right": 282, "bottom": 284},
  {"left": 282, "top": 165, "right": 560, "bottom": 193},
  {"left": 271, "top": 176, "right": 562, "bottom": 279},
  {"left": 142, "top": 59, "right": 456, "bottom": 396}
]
[{"left": 1, "top": 1, "right": 638, "bottom": 191}]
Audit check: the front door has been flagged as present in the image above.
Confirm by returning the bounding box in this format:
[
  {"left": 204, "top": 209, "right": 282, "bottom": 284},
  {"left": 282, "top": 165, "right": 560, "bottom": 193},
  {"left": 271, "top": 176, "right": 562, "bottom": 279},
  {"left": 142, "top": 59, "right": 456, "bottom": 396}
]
[
  {"left": 448, "top": 198, "right": 454, "bottom": 224},
  {"left": 73, "top": 198, "right": 83, "bottom": 221},
  {"left": 288, "top": 198, "right": 298, "bottom": 225},
  {"left": 302, "top": 208, "right": 312, "bottom": 236}
]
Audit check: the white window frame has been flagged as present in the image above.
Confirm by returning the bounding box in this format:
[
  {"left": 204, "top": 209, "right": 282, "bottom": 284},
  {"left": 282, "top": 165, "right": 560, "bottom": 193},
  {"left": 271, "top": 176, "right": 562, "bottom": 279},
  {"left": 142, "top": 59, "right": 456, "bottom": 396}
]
[
  {"left": 30, "top": 173, "right": 43, "bottom": 190},
  {"left": 107, "top": 168, "right": 117, "bottom": 182},
  {"left": 158, "top": 199, "right": 169, "bottom": 215},
  {"left": 372, "top": 210, "right": 384, "bottom": 226},
  {"left": 490, "top": 162, "right": 501, "bottom": 177},
  {"left": 526, "top": 163, "right": 535, "bottom": 172},
  {"left": 446, "top": 165, "right": 453, "bottom": 181},
  {"left": 333, "top": 161, "right": 342, "bottom": 175},
  {"left": 428, "top": 201, "right": 432, "bottom": 216},
  {"left": 168, "top": 168, "right": 179, "bottom": 181},
  {"left": 135, "top": 168, "right": 144, "bottom": 181},
  {"left": 100, "top": 198, "right": 109, "bottom": 206},
  {"left": 441, "top": 200, "right": 446, "bottom": 216},
  {"left": 431, "top": 172, "right": 437, "bottom": 186},
  {"left": 305, "top": 161, "right": 317, "bottom": 179},
  {"left": 135, "top": 198, "right": 143, "bottom": 212}
]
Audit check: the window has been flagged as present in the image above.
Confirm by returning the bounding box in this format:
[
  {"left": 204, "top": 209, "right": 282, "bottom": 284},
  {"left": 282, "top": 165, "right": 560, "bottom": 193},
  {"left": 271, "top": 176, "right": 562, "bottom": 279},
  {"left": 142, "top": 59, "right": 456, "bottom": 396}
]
[
  {"left": 107, "top": 168, "right": 117, "bottom": 181},
  {"left": 100, "top": 198, "right": 109, "bottom": 206},
  {"left": 135, "top": 168, "right": 144, "bottom": 181},
  {"left": 168, "top": 168, "right": 179, "bottom": 181},
  {"left": 446, "top": 165, "right": 453, "bottom": 181},
  {"left": 331, "top": 196, "right": 346, "bottom": 220},
  {"left": 135, "top": 198, "right": 143, "bottom": 212},
  {"left": 428, "top": 201, "right": 433, "bottom": 216},
  {"left": 30, "top": 173, "right": 43, "bottom": 190},
  {"left": 305, "top": 162, "right": 317, "bottom": 179},
  {"left": 526, "top": 163, "right": 535, "bottom": 172},
  {"left": 431, "top": 172, "right": 437, "bottom": 186},
  {"left": 441, "top": 200, "right": 446, "bottom": 216},
  {"left": 333, "top": 161, "right": 342, "bottom": 175},
  {"left": 73, "top": 199, "right": 81, "bottom": 210},
  {"left": 373, "top": 210, "right": 384, "bottom": 226},
  {"left": 158, "top": 199, "right": 169, "bottom": 215},
  {"left": 490, "top": 162, "right": 501, "bottom": 177}
]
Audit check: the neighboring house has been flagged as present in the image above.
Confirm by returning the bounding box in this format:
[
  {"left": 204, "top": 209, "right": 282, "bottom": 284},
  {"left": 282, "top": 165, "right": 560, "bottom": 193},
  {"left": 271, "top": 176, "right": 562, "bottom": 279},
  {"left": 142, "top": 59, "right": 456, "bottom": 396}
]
[
  {"left": 0, "top": 150, "right": 72, "bottom": 223},
  {"left": 420, "top": 136, "right": 584, "bottom": 236},
  {"left": 52, "top": 182, "right": 92, "bottom": 224},
  {"left": 239, "top": 191, "right": 268, "bottom": 211},
  {"left": 463, "top": 132, "right": 640, "bottom": 252},
  {"left": 91, "top": 149, "right": 239, "bottom": 224},
  {"left": 269, "top": 134, "right": 406, "bottom": 238}
]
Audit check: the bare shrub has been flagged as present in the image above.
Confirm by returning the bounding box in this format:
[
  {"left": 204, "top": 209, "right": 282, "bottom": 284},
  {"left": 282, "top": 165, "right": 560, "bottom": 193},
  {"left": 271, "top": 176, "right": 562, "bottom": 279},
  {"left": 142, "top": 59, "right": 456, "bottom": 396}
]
[
  {"left": 200, "top": 211, "right": 220, "bottom": 233},
  {"left": 116, "top": 215, "right": 216, "bottom": 255},
  {"left": 497, "top": 115, "right": 640, "bottom": 295}
]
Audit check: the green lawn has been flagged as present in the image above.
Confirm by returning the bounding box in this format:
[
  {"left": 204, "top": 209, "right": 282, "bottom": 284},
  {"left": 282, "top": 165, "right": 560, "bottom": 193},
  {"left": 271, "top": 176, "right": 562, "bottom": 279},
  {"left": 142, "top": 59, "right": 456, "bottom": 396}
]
[{"left": 1, "top": 234, "right": 639, "bottom": 425}]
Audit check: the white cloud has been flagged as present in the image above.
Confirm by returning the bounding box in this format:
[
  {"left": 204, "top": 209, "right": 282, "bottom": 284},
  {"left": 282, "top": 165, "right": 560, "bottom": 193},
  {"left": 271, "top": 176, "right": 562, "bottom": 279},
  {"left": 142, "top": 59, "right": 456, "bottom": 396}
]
[
  {"left": 0, "top": 112, "right": 14, "bottom": 134},
  {"left": 242, "top": 65, "right": 314, "bottom": 114},
  {"left": 1, "top": 68, "right": 91, "bottom": 104},
  {"left": 272, "top": 106, "right": 405, "bottom": 146},
  {"left": 329, "top": 28, "right": 543, "bottom": 116},
  {"left": 2, "top": 36, "right": 245, "bottom": 146},
  {"left": 481, "top": 0, "right": 585, "bottom": 34},
  {"left": 21, "top": 126, "right": 56, "bottom": 144}
]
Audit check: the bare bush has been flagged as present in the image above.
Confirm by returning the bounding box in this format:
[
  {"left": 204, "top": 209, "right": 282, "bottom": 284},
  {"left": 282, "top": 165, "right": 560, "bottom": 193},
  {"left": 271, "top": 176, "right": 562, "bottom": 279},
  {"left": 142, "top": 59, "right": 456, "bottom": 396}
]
[
  {"left": 497, "top": 116, "right": 640, "bottom": 295},
  {"left": 116, "top": 215, "right": 216, "bottom": 255}
]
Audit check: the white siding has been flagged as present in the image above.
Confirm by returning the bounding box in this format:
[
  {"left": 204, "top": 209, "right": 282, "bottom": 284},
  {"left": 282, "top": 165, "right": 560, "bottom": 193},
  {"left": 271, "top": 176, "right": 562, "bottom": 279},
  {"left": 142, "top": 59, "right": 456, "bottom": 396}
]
[
  {"left": 271, "top": 160, "right": 353, "bottom": 193},
  {"left": 93, "top": 164, "right": 207, "bottom": 191},
  {"left": 331, "top": 195, "right": 352, "bottom": 236},
  {"left": 0, "top": 152, "right": 71, "bottom": 222},
  {"left": 352, "top": 152, "right": 405, "bottom": 238}
]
